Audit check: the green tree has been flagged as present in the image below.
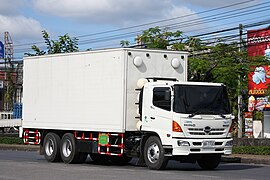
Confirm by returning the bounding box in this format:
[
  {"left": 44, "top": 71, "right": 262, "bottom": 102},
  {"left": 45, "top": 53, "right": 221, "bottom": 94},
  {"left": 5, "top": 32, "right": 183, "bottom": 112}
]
[
  {"left": 134, "top": 26, "right": 270, "bottom": 119},
  {"left": 137, "top": 27, "right": 185, "bottom": 50},
  {"left": 25, "top": 30, "right": 79, "bottom": 56},
  {"left": 120, "top": 40, "right": 130, "bottom": 47}
]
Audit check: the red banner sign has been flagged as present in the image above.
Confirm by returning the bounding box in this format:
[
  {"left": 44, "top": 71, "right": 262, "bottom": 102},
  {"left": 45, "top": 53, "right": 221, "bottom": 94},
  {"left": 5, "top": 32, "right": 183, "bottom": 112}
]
[{"left": 247, "top": 28, "right": 270, "bottom": 95}]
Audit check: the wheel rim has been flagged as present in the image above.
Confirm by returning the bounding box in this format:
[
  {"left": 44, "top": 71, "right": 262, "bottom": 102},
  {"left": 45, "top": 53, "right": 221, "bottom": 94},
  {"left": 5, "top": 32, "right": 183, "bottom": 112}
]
[
  {"left": 147, "top": 143, "right": 160, "bottom": 163},
  {"left": 45, "top": 139, "right": 54, "bottom": 156},
  {"left": 62, "top": 139, "right": 72, "bottom": 158}
]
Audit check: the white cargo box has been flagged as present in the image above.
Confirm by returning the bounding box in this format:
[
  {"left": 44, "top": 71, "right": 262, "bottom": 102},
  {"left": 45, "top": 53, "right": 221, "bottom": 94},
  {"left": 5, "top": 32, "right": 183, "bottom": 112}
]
[{"left": 23, "top": 48, "right": 188, "bottom": 132}]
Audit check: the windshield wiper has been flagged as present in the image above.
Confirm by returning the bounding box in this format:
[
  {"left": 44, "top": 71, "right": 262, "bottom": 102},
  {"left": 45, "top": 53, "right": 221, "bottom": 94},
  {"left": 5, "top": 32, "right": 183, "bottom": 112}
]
[
  {"left": 189, "top": 111, "right": 226, "bottom": 118},
  {"left": 219, "top": 114, "right": 226, "bottom": 118},
  {"left": 208, "top": 111, "right": 226, "bottom": 118},
  {"left": 188, "top": 111, "right": 204, "bottom": 118}
]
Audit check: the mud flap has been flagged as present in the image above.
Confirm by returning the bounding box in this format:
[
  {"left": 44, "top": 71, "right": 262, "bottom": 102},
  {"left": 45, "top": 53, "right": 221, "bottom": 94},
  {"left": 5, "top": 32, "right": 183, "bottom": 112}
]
[{"left": 136, "top": 135, "right": 146, "bottom": 167}]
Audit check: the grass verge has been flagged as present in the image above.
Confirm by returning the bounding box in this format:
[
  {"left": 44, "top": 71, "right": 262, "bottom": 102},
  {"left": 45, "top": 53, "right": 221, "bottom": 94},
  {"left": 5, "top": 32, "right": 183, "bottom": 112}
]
[
  {"left": 233, "top": 146, "right": 270, "bottom": 155},
  {"left": 0, "top": 136, "right": 23, "bottom": 144}
]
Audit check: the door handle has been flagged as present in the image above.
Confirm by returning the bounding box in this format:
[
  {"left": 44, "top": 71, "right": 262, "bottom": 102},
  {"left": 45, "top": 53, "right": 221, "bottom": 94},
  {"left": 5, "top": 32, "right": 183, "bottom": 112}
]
[{"left": 150, "top": 117, "right": 155, "bottom": 120}]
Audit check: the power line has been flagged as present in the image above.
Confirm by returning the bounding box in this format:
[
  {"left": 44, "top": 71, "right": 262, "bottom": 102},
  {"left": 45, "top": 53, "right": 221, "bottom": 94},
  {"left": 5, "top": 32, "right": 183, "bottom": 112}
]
[
  {"left": 52, "top": 8, "right": 270, "bottom": 49},
  {"left": 76, "top": 3, "right": 270, "bottom": 44},
  {"left": 14, "top": 1, "right": 270, "bottom": 56},
  {"left": 16, "top": 16, "right": 270, "bottom": 55},
  {"left": 14, "top": 0, "right": 257, "bottom": 48},
  {"left": 71, "top": 0, "right": 258, "bottom": 39}
]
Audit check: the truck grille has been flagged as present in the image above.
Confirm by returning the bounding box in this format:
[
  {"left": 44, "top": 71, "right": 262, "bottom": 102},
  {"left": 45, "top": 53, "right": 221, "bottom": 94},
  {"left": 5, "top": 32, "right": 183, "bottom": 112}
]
[{"left": 188, "top": 128, "right": 225, "bottom": 135}]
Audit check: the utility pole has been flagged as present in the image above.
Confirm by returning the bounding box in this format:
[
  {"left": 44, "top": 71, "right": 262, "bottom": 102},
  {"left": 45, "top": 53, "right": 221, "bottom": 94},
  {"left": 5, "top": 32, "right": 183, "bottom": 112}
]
[
  {"left": 4, "top": 32, "right": 14, "bottom": 111},
  {"left": 238, "top": 24, "right": 243, "bottom": 138}
]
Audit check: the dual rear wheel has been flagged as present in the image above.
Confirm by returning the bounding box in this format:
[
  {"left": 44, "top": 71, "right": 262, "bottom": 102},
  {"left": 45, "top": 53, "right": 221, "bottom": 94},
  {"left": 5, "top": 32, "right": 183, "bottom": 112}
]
[{"left": 43, "top": 133, "right": 87, "bottom": 163}]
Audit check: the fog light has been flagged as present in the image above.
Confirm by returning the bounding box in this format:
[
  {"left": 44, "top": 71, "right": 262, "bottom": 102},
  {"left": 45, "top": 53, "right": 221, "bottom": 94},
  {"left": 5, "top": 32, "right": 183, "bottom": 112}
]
[
  {"left": 225, "top": 140, "right": 233, "bottom": 146},
  {"left": 177, "top": 140, "right": 190, "bottom": 146}
]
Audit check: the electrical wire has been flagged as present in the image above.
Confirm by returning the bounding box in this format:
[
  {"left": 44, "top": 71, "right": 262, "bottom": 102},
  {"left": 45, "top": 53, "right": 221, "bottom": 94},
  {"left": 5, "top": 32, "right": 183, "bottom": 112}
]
[
  {"left": 13, "top": 0, "right": 270, "bottom": 55},
  {"left": 13, "top": 0, "right": 260, "bottom": 48}
]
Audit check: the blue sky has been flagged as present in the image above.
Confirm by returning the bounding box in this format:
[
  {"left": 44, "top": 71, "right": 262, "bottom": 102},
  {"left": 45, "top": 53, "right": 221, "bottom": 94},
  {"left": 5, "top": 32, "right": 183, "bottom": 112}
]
[{"left": 0, "top": 0, "right": 268, "bottom": 59}]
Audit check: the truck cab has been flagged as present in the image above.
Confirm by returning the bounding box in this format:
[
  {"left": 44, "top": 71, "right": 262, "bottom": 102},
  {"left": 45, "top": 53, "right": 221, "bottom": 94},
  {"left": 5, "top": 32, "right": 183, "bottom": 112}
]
[{"left": 138, "top": 80, "right": 233, "bottom": 169}]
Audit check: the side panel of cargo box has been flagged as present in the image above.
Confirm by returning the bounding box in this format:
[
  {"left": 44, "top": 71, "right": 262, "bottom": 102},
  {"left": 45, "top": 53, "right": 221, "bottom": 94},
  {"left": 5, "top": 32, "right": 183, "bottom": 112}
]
[{"left": 23, "top": 50, "right": 126, "bottom": 132}]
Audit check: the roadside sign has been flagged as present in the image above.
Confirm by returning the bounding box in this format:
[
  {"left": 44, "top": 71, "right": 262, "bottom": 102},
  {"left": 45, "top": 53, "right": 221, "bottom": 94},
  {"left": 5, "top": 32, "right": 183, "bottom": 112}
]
[{"left": 0, "top": 41, "right": 4, "bottom": 59}]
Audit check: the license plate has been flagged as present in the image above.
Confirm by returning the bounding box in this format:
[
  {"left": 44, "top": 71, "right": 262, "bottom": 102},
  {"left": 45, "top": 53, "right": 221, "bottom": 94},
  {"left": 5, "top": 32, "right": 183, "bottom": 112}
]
[{"left": 202, "top": 141, "right": 215, "bottom": 148}]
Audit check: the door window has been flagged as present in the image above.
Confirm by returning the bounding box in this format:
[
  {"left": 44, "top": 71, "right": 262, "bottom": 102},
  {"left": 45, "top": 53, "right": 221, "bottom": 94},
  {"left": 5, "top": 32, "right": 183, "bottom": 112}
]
[{"left": 153, "top": 87, "right": 171, "bottom": 111}]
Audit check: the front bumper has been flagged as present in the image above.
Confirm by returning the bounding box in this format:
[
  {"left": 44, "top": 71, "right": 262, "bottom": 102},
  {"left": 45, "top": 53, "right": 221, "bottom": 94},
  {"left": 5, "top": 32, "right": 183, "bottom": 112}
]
[{"left": 171, "top": 138, "right": 233, "bottom": 156}]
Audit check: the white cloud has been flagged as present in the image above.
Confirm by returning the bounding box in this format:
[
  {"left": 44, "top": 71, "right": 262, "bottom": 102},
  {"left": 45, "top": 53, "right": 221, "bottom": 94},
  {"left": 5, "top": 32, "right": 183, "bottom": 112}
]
[
  {"left": 0, "top": 15, "right": 43, "bottom": 42},
  {"left": 0, "top": 0, "right": 44, "bottom": 43},
  {"left": 0, "top": 0, "right": 24, "bottom": 15},
  {"left": 162, "top": 5, "right": 202, "bottom": 31},
  {"left": 31, "top": 0, "right": 199, "bottom": 27}
]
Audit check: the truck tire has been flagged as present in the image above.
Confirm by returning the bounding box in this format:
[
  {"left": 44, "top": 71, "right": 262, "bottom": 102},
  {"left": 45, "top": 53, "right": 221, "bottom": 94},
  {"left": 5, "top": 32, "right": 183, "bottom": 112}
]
[
  {"left": 60, "top": 133, "right": 81, "bottom": 164},
  {"left": 143, "top": 136, "right": 168, "bottom": 170},
  {"left": 43, "top": 132, "right": 61, "bottom": 162},
  {"left": 197, "top": 154, "right": 221, "bottom": 170}
]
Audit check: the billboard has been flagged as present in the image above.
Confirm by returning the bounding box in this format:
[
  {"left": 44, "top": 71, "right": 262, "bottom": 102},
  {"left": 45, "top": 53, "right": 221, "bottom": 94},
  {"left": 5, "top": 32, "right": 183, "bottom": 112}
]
[
  {"left": 247, "top": 28, "right": 270, "bottom": 95},
  {"left": 0, "top": 41, "right": 4, "bottom": 59}
]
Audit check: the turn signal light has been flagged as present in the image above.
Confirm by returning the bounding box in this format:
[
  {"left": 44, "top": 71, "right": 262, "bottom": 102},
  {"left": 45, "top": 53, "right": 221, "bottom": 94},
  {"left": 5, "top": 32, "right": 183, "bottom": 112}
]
[
  {"left": 173, "top": 120, "right": 183, "bottom": 132},
  {"left": 229, "top": 123, "right": 234, "bottom": 133}
]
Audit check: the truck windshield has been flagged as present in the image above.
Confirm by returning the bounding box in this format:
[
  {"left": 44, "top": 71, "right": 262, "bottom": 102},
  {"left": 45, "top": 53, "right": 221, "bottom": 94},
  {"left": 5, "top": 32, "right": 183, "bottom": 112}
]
[{"left": 173, "top": 85, "right": 230, "bottom": 115}]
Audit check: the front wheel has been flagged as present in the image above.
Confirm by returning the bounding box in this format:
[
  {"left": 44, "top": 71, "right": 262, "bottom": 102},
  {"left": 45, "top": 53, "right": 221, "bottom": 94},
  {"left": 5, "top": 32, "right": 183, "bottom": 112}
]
[
  {"left": 143, "top": 136, "right": 168, "bottom": 170},
  {"left": 197, "top": 154, "right": 221, "bottom": 170}
]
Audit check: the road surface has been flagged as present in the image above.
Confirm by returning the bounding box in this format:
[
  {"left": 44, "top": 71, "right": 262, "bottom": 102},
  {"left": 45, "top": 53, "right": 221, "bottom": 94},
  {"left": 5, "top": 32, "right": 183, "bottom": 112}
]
[{"left": 0, "top": 150, "right": 270, "bottom": 180}]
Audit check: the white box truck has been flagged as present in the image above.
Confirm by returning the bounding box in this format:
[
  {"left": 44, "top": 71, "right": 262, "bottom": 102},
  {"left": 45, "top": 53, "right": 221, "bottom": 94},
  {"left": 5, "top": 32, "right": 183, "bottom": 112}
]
[{"left": 21, "top": 48, "right": 233, "bottom": 170}]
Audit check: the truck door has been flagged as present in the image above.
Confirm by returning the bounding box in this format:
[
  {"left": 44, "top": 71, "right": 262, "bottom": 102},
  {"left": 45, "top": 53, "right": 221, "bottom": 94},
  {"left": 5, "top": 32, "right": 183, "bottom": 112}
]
[{"left": 142, "top": 86, "right": 173, "bottom": 142}]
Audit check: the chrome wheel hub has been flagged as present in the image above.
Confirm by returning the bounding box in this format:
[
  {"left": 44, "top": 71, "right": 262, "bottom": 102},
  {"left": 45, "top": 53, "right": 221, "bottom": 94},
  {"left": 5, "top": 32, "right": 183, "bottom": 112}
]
[
  {"left": 147, "top": 143, "right": 160, "bottom": 163},
  {"left": 45, "top": 139, "right": 54, "bottom": 156},
  {"left": 62, "top": 139, "right": 72, "bottom": 157}
]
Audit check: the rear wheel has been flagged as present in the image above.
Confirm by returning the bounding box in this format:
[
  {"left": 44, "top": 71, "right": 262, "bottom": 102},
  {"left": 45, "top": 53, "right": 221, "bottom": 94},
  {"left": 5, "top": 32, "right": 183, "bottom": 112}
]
[
  {"left": 197, "top": 154, "right": 221, "bottom": 170},
  {"left": 43, "top": 132, "right": 61, "bottom": 162},
  {"left": 60, "top": 133, "right": 81, "bottom": 164},
  {"left": 143, "top": 136, "right": 168, "bottom": 170}
]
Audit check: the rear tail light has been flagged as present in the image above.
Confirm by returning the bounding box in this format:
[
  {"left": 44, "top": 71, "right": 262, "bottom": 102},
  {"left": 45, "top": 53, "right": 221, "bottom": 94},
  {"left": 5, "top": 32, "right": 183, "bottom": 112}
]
[{"left": 173, "top": 120, "right": 183, "bottom": 132}]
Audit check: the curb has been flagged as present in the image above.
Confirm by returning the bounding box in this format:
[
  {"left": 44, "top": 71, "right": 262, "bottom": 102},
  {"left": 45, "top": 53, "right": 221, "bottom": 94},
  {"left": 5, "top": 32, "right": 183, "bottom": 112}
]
[
  {"left": 221, "top": 156, "right": 241, "bottom": 163},
  {"left": 0, "top": 144, "right": 39, "bottom": 152},
  {"left": 221, "top": 154, "right": 270, "bottom": 165}
]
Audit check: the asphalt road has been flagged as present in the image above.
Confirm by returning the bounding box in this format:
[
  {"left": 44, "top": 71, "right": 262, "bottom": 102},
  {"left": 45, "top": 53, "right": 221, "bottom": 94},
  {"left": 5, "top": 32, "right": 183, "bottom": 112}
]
[{"left": 0, "top": 150, "right": 270, "bottom": 180}]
